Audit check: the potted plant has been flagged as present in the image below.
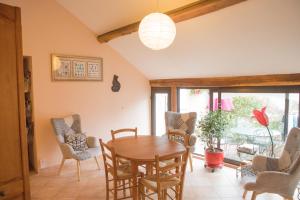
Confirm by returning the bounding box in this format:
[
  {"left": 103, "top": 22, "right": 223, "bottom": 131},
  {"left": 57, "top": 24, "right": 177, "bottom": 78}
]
[{"left": 198, "top": 109, "right": 231, "bottom": 172}]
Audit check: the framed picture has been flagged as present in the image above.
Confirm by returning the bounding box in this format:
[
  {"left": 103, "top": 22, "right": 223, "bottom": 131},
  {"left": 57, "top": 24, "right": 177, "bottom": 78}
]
[{"left": 51, "top": 54, "right": 103, "bottom": 81}]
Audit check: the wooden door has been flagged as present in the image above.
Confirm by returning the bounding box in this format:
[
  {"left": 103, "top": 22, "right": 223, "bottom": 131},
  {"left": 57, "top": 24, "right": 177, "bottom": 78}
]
[{"left": 0, "top": 3, "right": 30, "bottom": 200}]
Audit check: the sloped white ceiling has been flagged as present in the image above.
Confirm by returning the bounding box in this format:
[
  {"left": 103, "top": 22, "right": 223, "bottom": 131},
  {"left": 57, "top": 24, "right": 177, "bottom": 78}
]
[
  {"left": 58, "top": 0, "right": 300, "bottom": 79},
  {"left": 56, "top": 0, "right": 197, "bottom": 34}
]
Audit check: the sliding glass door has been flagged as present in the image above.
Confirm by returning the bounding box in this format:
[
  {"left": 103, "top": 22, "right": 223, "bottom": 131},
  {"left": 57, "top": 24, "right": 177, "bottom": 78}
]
[
  {"left": 178, "top": 88, "right": 210, "bottom": 154},
  {"left": 177, "top": 87, "right": 300, "bottom": 163},
  {"left": 151, "top": 88, "right": 171, "bottom": 136}
]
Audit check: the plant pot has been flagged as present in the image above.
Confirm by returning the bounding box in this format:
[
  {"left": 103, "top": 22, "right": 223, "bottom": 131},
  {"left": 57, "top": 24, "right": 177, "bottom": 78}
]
[{"left": 204, "top": 148, "right": 224, "bottom": 172}]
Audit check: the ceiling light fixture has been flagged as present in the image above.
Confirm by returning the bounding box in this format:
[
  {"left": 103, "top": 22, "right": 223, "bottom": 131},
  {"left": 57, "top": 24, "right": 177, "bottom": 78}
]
[{"left": 138, "top": 1, "right": 176, "bottom": 50}]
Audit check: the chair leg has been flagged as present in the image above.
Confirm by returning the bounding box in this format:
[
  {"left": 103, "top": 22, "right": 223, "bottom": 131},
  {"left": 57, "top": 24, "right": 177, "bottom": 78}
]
[
  {"left": 58, "top": 158, "right": 65, "bottom": 175},
  {"left": 243, "top": 190, "right": 247, "bottom": 199},
  {"left": 138, "top": 181, "right": 141, "bottom": 200},
  {"left": 251, "top": 191, "right": 257, "bottom": 200},
  {"left": 163, "top": 189, "right": 167, "bottom": 200},
  {"left": 188, "top": 152, "right": 193, "bottom": 172},
  {"left": 106, "top": 179, "right": 109, "bottom": 200},
  {"left": 129, "top": 179, "right": 132, "bottom": 196},
  {"left": 175, "top": 185, "right": 179, "bottom": 199},
  {"left": 76, "top": 160, "right": 81, "bottom": 182},
  {"left": 141, "top": 183, "right": 146, "bottom": 200},
  {"left": 122, "top": 180, "right": 126, "bottom": 197},
  {"left": 113, "top": 179, "right": 118, "bottom": 200},
  {"left": 94, "top": 156, "right": 100, "bottom": 170}
]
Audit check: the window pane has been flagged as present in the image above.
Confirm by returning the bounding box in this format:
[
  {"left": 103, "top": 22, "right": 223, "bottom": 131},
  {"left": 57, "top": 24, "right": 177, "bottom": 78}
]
[
  {"left": 155, "top": 93, "right": 169, "bottom": 136},
  {"left": 179, "top": 89, "right": 210, "bottom": 117},
  {"left": 221, "top": 93, "right": 285, "bottom": 161},
  {"left": 179, "top": 89, "right": 210, "bottom": 154},
  {"left": 288, "top": 93, "right": 299, "bottom": 132}
]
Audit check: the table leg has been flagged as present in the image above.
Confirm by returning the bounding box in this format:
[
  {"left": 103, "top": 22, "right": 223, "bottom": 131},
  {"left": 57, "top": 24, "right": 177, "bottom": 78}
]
[{"left": 131, "top": 160, "right": 138, "bottom": 200}]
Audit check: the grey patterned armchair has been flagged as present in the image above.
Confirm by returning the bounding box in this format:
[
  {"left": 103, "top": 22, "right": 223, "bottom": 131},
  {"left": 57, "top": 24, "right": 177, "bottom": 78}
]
[
  {"left": 51, "top": 114, "right": 100, "bottom": 181},
  {"left": 165, "top": 111, "right": 197, "bottom": 172},
  {"left": 243, "top": 127, "right": 300, "bottom": 200}
]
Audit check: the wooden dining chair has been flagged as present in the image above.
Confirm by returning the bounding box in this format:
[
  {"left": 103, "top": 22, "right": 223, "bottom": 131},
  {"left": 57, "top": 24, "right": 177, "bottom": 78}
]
[
  {"left": 166, "top": 130, "right": 193, "bottom": 172},
  {"left": 111, "top": 128, "right": 138, "bottom": 165},
  {"left": 138, "top": 149, "right": 189, "bottom": 200},
  {"left": 157, "top": 130, "right": 189, "bottom": 169},
  {"left": 111, "top": 127, "right": 138, "bottom": 140},
  {"left": 100, "top": 139, "right": 143, "bottom": 200}
]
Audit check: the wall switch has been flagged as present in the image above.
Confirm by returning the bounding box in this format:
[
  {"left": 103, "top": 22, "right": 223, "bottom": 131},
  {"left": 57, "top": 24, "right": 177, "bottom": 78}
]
[{"left": 40, "top": 159, "right": 46, "bottom": 168}]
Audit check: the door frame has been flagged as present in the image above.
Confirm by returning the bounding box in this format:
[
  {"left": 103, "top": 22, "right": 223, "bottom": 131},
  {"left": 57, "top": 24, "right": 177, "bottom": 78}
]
[{"left": 151, "top": 87, "right": 171, "bottom": 136}]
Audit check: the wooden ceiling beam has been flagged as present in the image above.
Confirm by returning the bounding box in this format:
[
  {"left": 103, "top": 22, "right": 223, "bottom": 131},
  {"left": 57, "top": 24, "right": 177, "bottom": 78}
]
[
  {"left": 97, "top": 0, "right": 246, "bottom": 43},
  {"left": 149, "top": 73, "right": 300, "bottom": 87}
]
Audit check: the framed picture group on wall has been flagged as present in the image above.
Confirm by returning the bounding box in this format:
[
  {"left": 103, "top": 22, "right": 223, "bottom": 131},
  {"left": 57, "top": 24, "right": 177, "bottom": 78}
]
[{"left": 51, "top": 54, "right": 103, "bottom": 81}]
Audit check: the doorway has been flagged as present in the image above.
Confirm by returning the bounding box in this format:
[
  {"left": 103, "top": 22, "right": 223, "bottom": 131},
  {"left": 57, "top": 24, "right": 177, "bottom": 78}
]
[
  {"left": 151, "top": 87, "right": 171, "bottom": 136},
  {"left": 24, "top": 56, "right": 37, "bottom": 173}
]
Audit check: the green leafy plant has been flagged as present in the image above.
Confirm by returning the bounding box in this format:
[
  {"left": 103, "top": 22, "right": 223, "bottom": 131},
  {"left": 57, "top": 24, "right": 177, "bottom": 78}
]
[{"left": 197, "top": 110, "right": 232, "bottom": 152}]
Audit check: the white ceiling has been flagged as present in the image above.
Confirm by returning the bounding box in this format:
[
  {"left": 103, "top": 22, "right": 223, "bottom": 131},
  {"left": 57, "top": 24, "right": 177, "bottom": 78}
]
[
  {"left": 57, "top": 0, "right": 300, "bottom": 79},
  {"left": 56, "top": 0, "right": 198, "bottom": 34}
]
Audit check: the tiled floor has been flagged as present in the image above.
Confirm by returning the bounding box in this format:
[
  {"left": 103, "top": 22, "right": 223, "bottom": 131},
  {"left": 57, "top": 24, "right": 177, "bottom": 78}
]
[{"left": 30, "top": 157, "right": 297, "bottom": 200}]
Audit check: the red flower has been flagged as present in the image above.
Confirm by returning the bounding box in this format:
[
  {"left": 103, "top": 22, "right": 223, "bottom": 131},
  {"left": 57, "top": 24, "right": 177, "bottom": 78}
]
[{"left": 253, "top": 107, "right": 269, "bottom": 126}]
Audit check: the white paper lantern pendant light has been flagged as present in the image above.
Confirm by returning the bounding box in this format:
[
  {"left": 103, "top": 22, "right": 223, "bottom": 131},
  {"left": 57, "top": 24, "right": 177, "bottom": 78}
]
[{"left": 138, "top": 1, "right": 176, "bottom": 50}]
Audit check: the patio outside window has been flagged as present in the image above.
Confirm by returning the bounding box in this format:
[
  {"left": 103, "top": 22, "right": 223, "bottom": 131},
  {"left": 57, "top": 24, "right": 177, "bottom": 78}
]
[{"left": 178, "top": 88, "right": 300, "bottom": 164}]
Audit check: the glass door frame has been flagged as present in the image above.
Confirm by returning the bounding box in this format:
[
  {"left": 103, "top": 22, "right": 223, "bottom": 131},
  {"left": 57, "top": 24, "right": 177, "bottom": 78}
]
[
  {"left": 210, "top": 86, "right": 300, "bottom": 140},
  {"left": 176, "top": 86, "right": 300, "bottom": 165},
  {"left": 151, "top": 87, "right": 171, "bottom": 136}
]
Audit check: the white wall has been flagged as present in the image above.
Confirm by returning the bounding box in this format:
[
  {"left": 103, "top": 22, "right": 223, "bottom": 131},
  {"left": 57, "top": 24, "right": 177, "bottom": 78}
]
[
  {"left": 0, "top": 0, "right": 151, "bottom": 168},
  {"left": 109, "top": 0, "right": 300, "bottom": 79}
]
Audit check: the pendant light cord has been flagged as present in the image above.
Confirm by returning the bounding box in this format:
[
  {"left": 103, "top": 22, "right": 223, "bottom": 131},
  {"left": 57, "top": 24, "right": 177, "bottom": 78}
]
[{"left": 156, "top": 0, "right": 160, "bottom": 12}]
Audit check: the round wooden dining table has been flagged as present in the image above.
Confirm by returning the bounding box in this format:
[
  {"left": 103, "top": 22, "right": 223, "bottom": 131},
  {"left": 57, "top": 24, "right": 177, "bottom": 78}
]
[{"left": 107, "top": 135, "right": 186, "bottom": 200}]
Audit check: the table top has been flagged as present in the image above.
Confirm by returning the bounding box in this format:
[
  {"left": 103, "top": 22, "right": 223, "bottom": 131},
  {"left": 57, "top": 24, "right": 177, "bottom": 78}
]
[{"left": 107, "top": 135, "right": 186, "bottom": 162}]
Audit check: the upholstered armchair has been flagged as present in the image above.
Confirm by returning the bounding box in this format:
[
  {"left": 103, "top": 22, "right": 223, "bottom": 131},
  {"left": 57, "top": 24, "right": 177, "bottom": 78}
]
[
  {"left": 51, "top": 114, "right": 100, "bottom": 181},
  {"left": 165, "top": 111, "right": 197, "bottom": 172},
  {"left": 243, "top": 127, "right": 300, "bottom": 200}
]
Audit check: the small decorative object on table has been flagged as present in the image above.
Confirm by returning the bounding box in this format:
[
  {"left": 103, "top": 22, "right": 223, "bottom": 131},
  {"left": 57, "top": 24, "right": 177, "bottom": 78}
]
[
  {"left": 198, "top": 109, "right": 232, "bottom": 172},
  {"left": 51, "top": 54, "right": 103, "bottom": 81}
]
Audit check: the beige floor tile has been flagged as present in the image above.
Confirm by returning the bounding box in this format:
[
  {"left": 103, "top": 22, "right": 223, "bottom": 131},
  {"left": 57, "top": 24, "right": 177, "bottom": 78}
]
[{"left": 29, "top": 157, "right": 297, "bottom": 200}]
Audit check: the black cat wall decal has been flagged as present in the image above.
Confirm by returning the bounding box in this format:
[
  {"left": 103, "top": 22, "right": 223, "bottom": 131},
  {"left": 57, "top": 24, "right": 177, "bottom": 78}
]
[{"left": 111, "top": 75, "right": 121, "bottom": 92}]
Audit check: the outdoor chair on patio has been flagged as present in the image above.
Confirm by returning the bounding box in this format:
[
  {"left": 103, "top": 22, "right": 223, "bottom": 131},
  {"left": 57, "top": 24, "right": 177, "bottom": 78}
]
[
  {"left": 243, "top": 127, "right": 300, "bottom": 200},
  {"left": 51, "top": 114, "right": 100, "bottom": 181}
]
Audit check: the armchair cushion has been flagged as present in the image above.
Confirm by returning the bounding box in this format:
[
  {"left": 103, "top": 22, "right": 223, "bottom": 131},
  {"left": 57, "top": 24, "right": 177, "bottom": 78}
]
[
  {"left": 165, "top": 112, "right": 197, "bottom": 135},
  {"left": 168, "top": 129, "right": 197, "bottom": 147},
  {"left": 252, "top": 150, "right": 291, "bottom": 172},
  {"left": 73, "top": 147, "right": 100, "bottom": 160},
  {"left": 86, "top": 136, "right": 99, "bottom": 148},
  {"left": 60, "top": 143, "right": 76, "bottom": 159},
  {"left": 244, "top": 171, "right": 291, "bottom": 193},
  {"left": 189, "top": 134, "right": 197, "bottom": 147},
  {"left": 65, "top": 133, "right": 88, "bottom": 151},
  {"left": 51, "top": 114, "right": 82, "bottom": 143}
]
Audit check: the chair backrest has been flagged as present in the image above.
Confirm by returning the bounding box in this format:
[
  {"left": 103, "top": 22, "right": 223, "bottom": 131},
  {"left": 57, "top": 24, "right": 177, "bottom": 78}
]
[
  {"left": 168, "top": 130, "right": 189, "bottom": 147},
  {"left": 99, "top": 139, "right": 118, "bottom": 179},
  {"left": 153, "top": 149, "right": 189, "bottom": 196},
  {"left": 51, "top": 114, "right": 82, "bottom": 143},
  {"left": 283, "top": 127, "right": 300, "bottom": 163},
  {"left": 165, "top": 112, "right": 197, "bottom": 135},
  {"left": 111, "top": 127, "right": 137, "bottom": 140}
]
